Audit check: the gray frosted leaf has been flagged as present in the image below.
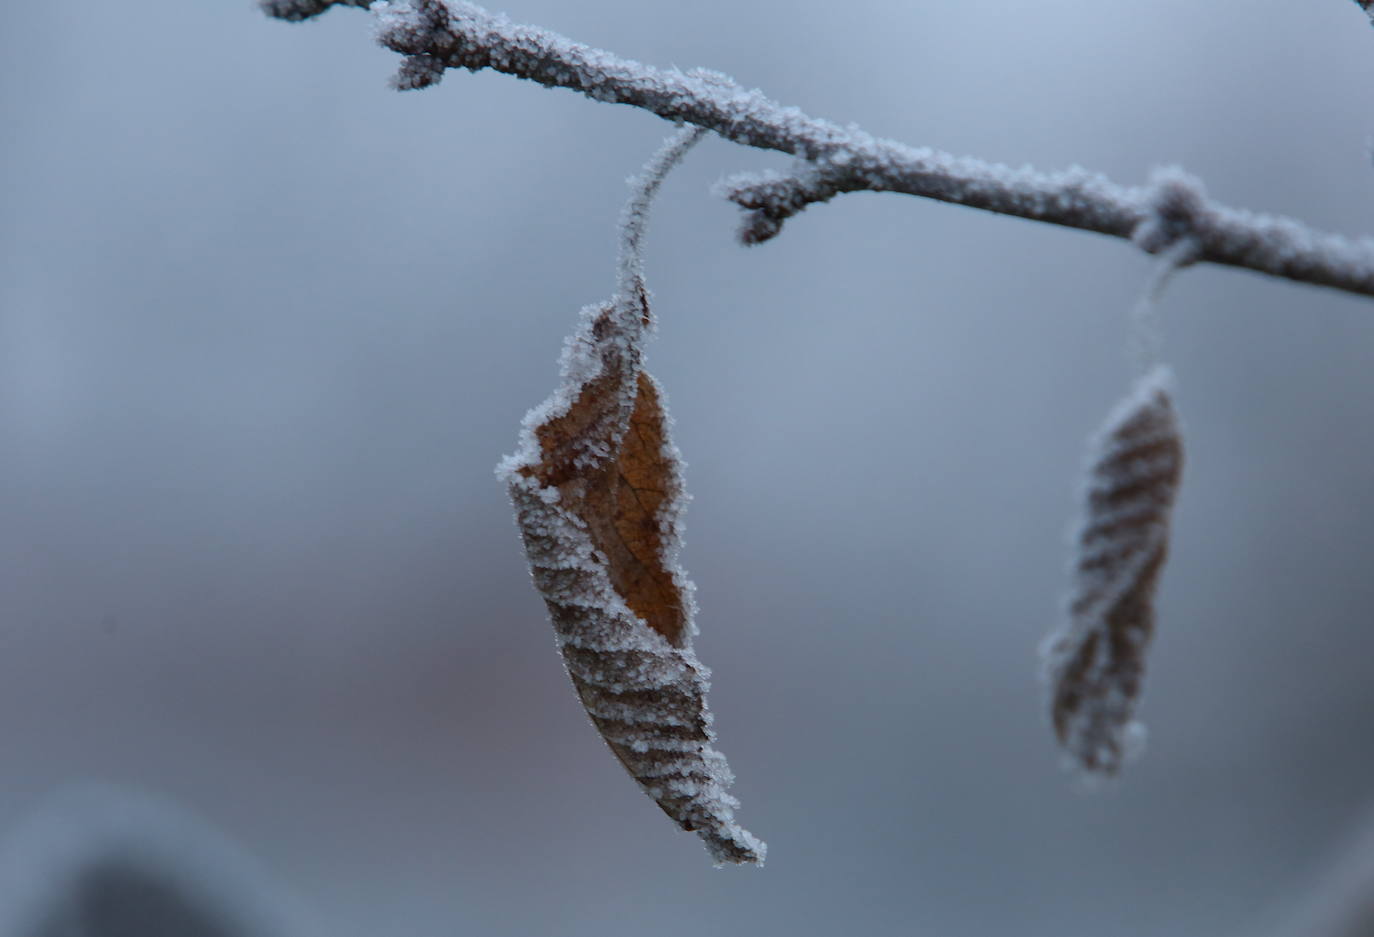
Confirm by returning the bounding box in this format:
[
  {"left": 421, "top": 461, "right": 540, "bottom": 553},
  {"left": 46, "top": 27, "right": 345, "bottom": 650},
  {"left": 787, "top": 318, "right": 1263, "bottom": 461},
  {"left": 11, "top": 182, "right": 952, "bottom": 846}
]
[{"left": 1043, "top": 366, "right": 1183, "bottom": 776}]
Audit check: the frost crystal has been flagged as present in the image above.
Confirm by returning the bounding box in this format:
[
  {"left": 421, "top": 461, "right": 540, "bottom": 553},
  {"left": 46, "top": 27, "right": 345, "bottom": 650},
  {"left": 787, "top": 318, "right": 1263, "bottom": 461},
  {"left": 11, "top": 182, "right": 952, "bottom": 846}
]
[{"left": 496, "top": 128, "right": 764, "bottom": 866}]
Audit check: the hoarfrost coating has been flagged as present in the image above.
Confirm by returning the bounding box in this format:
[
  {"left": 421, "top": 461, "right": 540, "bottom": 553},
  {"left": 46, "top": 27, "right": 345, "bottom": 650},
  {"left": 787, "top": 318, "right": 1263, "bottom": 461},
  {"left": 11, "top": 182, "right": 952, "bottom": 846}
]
[{"left": 265, "top": 0, "right": 1374, "bottom": 297}]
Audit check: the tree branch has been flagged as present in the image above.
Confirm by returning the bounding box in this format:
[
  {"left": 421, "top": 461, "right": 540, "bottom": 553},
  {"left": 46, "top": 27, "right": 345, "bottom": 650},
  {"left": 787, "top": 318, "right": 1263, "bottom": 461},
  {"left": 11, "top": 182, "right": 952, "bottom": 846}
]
[{"left": 263, "top": 0, "right": 1374, "bottom": 300}]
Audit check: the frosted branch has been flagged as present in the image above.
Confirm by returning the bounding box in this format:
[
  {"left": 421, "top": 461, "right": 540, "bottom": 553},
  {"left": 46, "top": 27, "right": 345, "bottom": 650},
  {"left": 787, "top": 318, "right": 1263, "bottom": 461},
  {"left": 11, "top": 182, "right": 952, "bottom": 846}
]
[
  {"left": 262, "top": 0, "right": 1374, "bottom": 299},
  {"left": 260, "top": 0, "right": 369, "bottom": 22}
]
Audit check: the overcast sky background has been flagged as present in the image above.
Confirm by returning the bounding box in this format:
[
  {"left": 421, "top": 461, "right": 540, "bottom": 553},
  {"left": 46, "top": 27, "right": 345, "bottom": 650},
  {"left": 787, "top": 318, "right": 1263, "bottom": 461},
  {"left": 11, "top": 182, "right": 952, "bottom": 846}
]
[{"left": 4, "top": 2, "right": 1374, "bottom": 936}]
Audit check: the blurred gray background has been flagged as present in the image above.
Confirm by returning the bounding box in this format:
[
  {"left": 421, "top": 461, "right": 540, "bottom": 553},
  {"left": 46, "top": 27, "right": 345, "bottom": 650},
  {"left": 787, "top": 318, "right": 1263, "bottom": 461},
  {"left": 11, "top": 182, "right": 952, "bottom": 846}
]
[{"left": 4, "top": 1, "right": 1374, "bottom": 935}]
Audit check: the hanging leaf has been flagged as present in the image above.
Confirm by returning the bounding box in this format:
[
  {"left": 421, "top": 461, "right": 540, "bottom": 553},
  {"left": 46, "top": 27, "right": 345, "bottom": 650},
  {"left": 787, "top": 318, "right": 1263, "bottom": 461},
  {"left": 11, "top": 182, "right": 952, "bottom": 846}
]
[
  {"left": 496, "top": 128, "right": 764, "bottom": 866},
  {"left": 1043, "top": 365, "right": 1184, "bottom": 776}
]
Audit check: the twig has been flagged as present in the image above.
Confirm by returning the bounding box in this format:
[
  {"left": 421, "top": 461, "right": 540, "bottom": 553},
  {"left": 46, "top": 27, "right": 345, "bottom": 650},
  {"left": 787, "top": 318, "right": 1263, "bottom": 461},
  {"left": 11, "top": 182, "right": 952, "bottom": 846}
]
[{"left": 263, "top": 0, "right": 1374, "bottom": 300}]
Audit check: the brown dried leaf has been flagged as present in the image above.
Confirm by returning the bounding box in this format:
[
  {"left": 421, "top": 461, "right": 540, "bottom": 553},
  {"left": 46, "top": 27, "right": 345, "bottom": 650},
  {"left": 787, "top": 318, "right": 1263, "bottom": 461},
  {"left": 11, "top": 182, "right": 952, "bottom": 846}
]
[
  {"left": 1043, "top": 365, "right": 1184, "bottom": 776},
  {"left": 496, "top": 128, "right": 762, "bottom": 865},
  {"left": 523, "top": 296, "right": 686, "bottom": 649}
]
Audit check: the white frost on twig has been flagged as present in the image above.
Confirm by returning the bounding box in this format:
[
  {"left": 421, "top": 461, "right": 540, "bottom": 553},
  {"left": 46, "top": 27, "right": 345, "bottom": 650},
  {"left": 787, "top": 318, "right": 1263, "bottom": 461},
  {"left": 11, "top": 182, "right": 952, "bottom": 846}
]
[
  {"left": 1124, "top": 168, "right": 1206, "bottom": 374},
  {"left": 261, "top": 0, "right": 1374, "bottom": 296}
]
